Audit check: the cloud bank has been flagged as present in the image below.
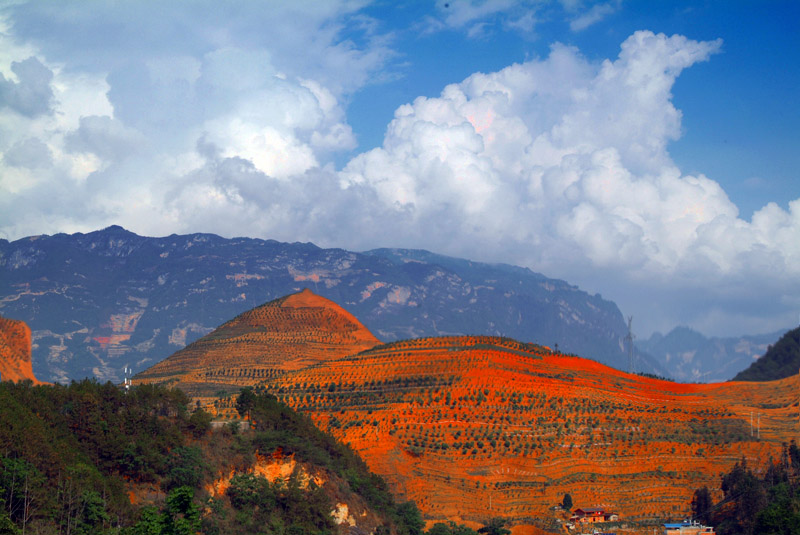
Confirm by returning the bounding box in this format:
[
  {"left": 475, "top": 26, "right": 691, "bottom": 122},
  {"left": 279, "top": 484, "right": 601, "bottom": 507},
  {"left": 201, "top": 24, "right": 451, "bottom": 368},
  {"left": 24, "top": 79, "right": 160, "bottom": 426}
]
[{"left": 0, "top": 2, "right": 797, "bottom": 337}]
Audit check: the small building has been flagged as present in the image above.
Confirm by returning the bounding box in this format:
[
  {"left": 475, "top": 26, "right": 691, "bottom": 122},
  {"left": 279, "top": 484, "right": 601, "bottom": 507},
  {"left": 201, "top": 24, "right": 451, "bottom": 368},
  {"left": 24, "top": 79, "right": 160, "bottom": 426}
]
[
  {"left": 571, "top": 507, "right": 618, "bottom": 524},
  {"left": 663, "top": 521, "right": 715, "bottom": 535}
]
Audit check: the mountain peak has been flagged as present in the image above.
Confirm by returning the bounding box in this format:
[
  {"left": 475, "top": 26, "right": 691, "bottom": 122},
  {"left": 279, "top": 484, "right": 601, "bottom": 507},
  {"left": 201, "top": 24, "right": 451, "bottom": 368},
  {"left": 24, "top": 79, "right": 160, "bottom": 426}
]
[{"left": 281, "top": 288, "right": 325, "bottom": 308}]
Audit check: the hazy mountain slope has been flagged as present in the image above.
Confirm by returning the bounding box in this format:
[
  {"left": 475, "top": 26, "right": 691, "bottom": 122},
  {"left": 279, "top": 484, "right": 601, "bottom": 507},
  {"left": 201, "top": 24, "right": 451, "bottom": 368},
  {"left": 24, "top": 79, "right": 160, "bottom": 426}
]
[
  {"left": 637, "top": 326, "right": 782, "bottom": 382},
  {"left": 733, "top": 326, "right": 800, "bottom": 382},
  {"left": 0, "top": 226, "right": 661, "bottom": 383}
]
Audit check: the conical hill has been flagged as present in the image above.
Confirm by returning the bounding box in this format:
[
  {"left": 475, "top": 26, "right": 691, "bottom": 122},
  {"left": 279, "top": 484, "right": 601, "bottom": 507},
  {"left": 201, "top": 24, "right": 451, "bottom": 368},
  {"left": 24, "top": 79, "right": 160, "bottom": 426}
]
[{"left": 134, "top": 289, "right": 380, "bottom": 396}]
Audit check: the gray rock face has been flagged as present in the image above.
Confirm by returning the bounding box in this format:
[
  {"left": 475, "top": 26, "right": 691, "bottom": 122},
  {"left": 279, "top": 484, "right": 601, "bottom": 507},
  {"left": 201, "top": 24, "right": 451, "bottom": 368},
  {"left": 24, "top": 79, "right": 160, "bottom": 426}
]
[{"left": 0, "top": 226, "right": 663, "bottom": 383}]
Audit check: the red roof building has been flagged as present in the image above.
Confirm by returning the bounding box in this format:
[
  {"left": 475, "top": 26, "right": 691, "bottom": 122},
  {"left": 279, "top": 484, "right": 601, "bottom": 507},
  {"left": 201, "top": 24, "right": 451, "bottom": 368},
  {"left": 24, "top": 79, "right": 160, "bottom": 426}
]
[{"left": 571, "top": 507, "right": 619, "bottom": 523}]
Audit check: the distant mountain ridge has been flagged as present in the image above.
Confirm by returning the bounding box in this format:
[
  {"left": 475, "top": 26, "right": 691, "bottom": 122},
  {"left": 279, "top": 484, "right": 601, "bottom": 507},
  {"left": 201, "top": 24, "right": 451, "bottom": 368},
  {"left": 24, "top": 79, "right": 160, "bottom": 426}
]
[
  {"left": 637, "top": 326, "right": 783, "bottom": 383},
  {"left": 0, "top": 226, "right": 667, "bottom": 383}
]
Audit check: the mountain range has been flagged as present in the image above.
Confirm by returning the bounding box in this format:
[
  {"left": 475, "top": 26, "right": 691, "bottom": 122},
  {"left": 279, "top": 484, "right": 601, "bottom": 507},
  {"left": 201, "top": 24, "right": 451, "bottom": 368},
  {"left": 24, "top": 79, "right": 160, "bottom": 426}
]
[
  {"left": 638, "top": 326, "right": 782, "bottom": 383},
  {"left": 0, "top": 226, "right": 655, "bottom": 384},
  {"left": 0, "top": 226, "right": 785, "bottom": 384}
]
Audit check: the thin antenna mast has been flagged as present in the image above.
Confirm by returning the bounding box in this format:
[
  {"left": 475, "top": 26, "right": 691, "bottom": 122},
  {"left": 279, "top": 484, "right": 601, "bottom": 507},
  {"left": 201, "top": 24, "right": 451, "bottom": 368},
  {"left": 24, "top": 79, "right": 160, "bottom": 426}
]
[
  {"left": 124, "top": 366, "right": 132, "bottom": 393},
  {"left": 626, "top": 316, "right": 636, "bottom": 374}
]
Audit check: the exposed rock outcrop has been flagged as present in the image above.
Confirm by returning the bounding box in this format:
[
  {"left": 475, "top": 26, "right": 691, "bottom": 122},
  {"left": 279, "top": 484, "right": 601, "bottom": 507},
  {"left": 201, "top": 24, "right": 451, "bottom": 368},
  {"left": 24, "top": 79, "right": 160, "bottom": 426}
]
[{"left": 0, "top": 315, "right": 43, "bottom": 384}]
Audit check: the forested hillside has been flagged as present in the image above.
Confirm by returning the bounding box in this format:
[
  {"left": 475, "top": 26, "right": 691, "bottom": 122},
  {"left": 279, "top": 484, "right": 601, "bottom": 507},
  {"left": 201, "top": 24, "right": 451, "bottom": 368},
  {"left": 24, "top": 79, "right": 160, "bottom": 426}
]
[
  {"left": 0, "top": 380, "right": 442, "bottom": 535},
  {"left": 733, "top": 326, "right": 800, "bottom": 382},
  {"left": 691, "top": 443, "right": 800, "bottom": 535}
]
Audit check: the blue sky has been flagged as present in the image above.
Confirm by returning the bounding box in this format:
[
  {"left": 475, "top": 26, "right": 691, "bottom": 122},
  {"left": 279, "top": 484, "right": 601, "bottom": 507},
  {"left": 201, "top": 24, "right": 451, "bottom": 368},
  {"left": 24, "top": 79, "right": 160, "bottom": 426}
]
[
  {"left": 346, "top": 1, "right": 799, "bottom": 219},
  {"left": 0, "top": 0, "right": 798, "bottom": 339}
]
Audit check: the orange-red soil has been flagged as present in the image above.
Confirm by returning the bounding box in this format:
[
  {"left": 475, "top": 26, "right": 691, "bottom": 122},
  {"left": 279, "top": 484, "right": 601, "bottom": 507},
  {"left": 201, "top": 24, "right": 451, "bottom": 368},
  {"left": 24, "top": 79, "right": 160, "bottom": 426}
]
[
  {"left": 0, "top": 315, "right": 43, "bottom": 384},
  {"left": 258, "top": 336, "right": 796, "bottom": 524}
]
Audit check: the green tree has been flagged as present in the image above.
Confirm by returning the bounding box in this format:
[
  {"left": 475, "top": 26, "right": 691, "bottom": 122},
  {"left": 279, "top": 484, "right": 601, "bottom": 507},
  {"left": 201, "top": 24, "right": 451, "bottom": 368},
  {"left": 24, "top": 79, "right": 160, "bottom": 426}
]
[
  {"left": 396, "top": 501, "right": 424, "bottom": 535},
  {"left": 0, "top": 502, "right": 19, "bottom": 535},
  {"left": 131, "top": 506, "right": 164, "bottom": 535},
  {"left": 562, "top": 492, "right": 573, "bottom": 511},
  {"left": 74, "top": 490, "right": 110, "bottom": 535},
  {"left": 163, "top": 486, "right": 200, "bottom": 535},
  {"left": 753, "top": 481, "right": 800, "bottom": 535},
  {"left": 477, "top": 518, "right": 510, "bottom": 535},
  {"left": 692, "top": 487, "right": 712, "bottom": 523},
  {"left": 187, "top": 409, "right": 213, "bottom": 438},
  {"left": 166, "top": 446, "right": 206, "bottom": 490},
  {"left": 236, "top": 388, "right": 257, "bottom": 420}
]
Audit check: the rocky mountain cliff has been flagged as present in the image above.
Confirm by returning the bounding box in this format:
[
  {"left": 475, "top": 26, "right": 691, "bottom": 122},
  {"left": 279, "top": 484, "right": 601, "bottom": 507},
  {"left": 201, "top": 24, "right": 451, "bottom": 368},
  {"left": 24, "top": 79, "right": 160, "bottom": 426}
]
[
  {"left": 637, "top": 326, "right": 782, "bottom": 383},
  {"left": 0, "top": 315, "right": 43, "bottom": 383},
  {"left": 0, "top": 226, "right": 662, "bottom": 383}
]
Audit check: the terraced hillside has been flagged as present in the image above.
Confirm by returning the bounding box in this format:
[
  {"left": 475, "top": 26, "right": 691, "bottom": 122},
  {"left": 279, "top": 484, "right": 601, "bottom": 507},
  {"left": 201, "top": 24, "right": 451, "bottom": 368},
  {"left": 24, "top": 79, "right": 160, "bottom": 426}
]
[
  {"left": 246, "top": 336, "right": 796, "bottom": 525},
  {"left": 134, "top": 290, "right": 796, "bottom": 527},
  {"left": 133, "top": 289, "right": 380, "bottom": 396}
]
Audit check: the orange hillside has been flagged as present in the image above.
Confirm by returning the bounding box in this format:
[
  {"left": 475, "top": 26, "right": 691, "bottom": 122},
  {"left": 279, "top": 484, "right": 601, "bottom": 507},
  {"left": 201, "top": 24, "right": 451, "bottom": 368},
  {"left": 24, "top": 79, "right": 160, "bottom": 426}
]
[{"left": 255, "top": 335, "right": 796, "bottom": 525}]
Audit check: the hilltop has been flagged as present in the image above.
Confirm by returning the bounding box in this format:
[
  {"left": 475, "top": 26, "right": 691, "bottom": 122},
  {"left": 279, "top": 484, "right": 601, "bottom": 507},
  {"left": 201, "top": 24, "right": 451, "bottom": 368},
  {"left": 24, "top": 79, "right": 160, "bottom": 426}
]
[
  {"left": 133, "top": 288, "right": 380, "bottom": 396},
  {"left": 134, "top": 290, "right": 796, "bottom": 528}
]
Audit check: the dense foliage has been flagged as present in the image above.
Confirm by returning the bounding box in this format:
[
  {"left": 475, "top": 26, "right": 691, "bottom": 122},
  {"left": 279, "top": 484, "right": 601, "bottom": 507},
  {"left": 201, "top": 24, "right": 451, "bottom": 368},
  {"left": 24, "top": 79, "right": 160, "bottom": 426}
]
[
  {"left": 0, "top": 380, "right": 445, "bottom": 535},
  {"left": 691, "top": 442, "right": 800, "bottom": 535},
  {"left": 733, "top": 326, "right": 800, "bottom": 382},
  {"left": 0, "top": 379, "right": 193, "bottom": 533}
]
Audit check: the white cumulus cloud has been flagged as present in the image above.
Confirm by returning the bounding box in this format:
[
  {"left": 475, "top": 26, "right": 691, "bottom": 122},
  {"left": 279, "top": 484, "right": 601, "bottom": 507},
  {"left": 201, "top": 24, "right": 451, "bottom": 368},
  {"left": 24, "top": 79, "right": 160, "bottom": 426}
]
[
  {"left": 339, "top": 31, "right": 800, "bottom": 334},
  {"left": 0, "top": 0, "right": 796, "bottom": 339}
]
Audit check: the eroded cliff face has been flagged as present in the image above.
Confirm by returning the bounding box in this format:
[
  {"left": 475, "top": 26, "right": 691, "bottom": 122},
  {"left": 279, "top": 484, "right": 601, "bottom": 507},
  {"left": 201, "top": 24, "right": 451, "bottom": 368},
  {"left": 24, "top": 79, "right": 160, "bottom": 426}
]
[
  {"left": 0, "top": 316, "right": 43, "bottom": 384},
  {"left": 205, "top": 450, "right": 380, "bottom": 533}
]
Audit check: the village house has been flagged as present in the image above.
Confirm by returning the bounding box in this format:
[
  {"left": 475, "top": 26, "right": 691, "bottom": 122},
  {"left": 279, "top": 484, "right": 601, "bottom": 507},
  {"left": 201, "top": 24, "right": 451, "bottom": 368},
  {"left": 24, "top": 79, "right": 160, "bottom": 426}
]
[{"left": 570, "top": 507, "right": 619, "bottom": 524}]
